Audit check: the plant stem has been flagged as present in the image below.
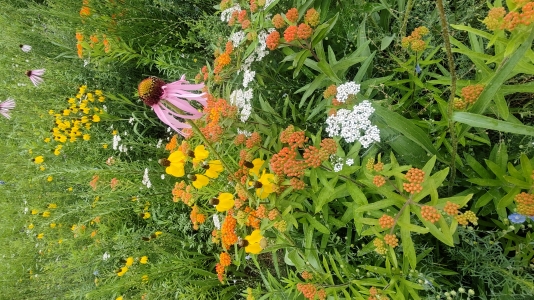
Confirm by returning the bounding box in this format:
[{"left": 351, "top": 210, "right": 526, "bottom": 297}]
[
  {"left": 399, "top": 0, "right": 414, "bottom": 39},
  {"left": 436, "top": 0, "right": 458, "bottom": 196}
]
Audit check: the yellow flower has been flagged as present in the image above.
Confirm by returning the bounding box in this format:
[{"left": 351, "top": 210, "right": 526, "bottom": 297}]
[
  {"left": 63, "top": 109, "right": 71, "bottom": 116},
  {"left": 165, "top": 151, "right": 186, "bottom": 177},
  {"left": 50, "top": 223, "right": 56, "bottom": 228},
  {"left": 103, "top": 144, "right": 108, "bottom": 149},
  {"left": 117, "top": 266, "right": 128, "bottom": 276},
  {"left": 125, "top": 257, "right": 134, "bottom": 267},
  {"left": 28, "top": 224, "right": 34, "bottom": 229},
  {"left": 31, "top": 209, "right": 39, "bottom": 215},
  {"left": 140, "top": 256, "right": 148, "bottom": 264},
  {"left": 215, "top": 193, "right": 235, "bottom": 212},
  {"left": 83, "top": 134, "right": 90, "bottom": 141},
  {"left": 54, "top": 148, "right": 61, "bottom": 156},
  {"left": 39, "top": 166, "right": 45, "bottom": 171},
  {"left": 154, "top": 231, "right": 163, "bottom": 237},
  {"left": 58, "top": 239, "right": 63, "bottom": 244},
  {"left": 112, "top": 130, "right": 118, "bottom": 135},
  {"left": 244, "top": 230, "right": 264, "bottom": 254},
  {"left": 205, "top": 160, "right": 224, "bottom": 178},
  {"left": 42, "top": 211, "right": 51, "bottom": 218},
  {"left": 248, "top": 158, "right": 265, "bottom": 177},
  {"left": 28, "top": 149, "right": 33, "bottom": 154},
  {"left": 95, "top": 90, "right": 103, "bottom": 96},
  {"left": 48, "top": 110, "right": 55, "bottom": 115},
  {"left": 47, "top": 176, "right": 53, "bottom": 182},
  {"left": 192, "top": 174, "right": 209, "bottom": 189},
  {"left": 33, "top": 156, "right": 44, "bottom": 164},
  {"left": 142, "top": 274, "right": 149, "bottom": 282},
  {"left": 68, "top": 187, "right": 73, "bottom": 192},
  {"left": 48, "top": 203, "right": 57, "bottom": 209},
  {"left": 116, "top": 297, "right": 123, "bottom": 300},
  {"left": 37, "top": 233, "right": 44, "bottom": 239},
  {"left": 255, "top": 170, "right": 275, "bottom": 199},
  {"left": 92, "top": 115, "right": 100, "bottom": 122},
  {"left": 141, "top": 212, "right": 151, "bottom": 219},
  {"left": 98, "top": 96, "right": 105, "bottom": 102},
  {"left": 44, "top": 138, "right": 51, "bottom": 143},
  {"left": 59, "top": 135, "right": 67, "bottom": 143},
  {"left": 192, "top": 145, "right": 209, "bottom": 164}
]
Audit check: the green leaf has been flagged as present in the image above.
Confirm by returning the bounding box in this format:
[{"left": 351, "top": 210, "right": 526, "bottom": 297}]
[
  {"left": 453, "top": 112, "right": 534, "bottom": 136},
  {"left": 318, "top": 60, "right": 342, "bottom": 83},
  {"left": 293, "top": 49, "right": 311, "bottom": 78},
  {"left": 520, "top": 153, "right": 533, "bottom": 182},
  {"left": 305, "top": 214, "right": 330, "bottom": 234},
  {"left": 311, "top": 13, "right": 339, "bottom": 48},
  {"left": 465, "top": 153, "right": 492, "bottom": 178},
  {"left": 497, "top": 186, "right": 521, "bottom": 210},
  {"left": 354, "top": 199, "right": 401, "bottom": 213},
  {"left": 380, "top": 34, "right": 396, "bottom": 50},
  {"left": 374, "top": 105, "right": 442, "bottom": 161}
]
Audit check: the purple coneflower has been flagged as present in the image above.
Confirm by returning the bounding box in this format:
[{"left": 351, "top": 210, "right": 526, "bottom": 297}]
[
  {"left": 19, "top": 44, "right": 32, "bottom": 52},
  {"left": 0, "top": 98, "right": 15, "bottom": 119},
  {"left": 138, "top": 75, "right": 206, "bottom": 136},
  {"left": 26, "top": 69, "right": 45, "bottom": 86}
]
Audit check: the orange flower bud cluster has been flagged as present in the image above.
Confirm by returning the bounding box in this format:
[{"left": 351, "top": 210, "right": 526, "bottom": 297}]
[
  {"left": 421, "top": 205, "right": 441, "bottom": 223},
  {"left": 304, "top": 8, "right": 320, "bottom": 27},
  {"left": 221, "top": 215, "right": 238, "bottom": 250},
  {"left": 286, "top": 8, "right": 299, "bottom": 23},
  {"left": 255, "top": 204, "right": 267, "bottom": 219},
  {"left": 249, "top": 0, "right": 258, "bottom": 12},
  {"left": 483, "top": 7, "right": 507, "bottom": 30},
  {"left": 297, "top": 23, "right": 313, "bottom": 40},
  {"left": 216, "top": 263, "right": 225, "bottom": 282},
  {"left": 373, "top": 175, "right": 386, "bottom": 188},
  {"left": 290, "top": 177, "right": 306, "bottom": 190},
  {"left": 301, "top": 270, "right": 313, "bottom": 280},
  {"left": 245, "top": 132, "right": 261, "bottom": 148},
  {"left": 403, "top": 168, "right": 425, "bottom": 194},
  {"left": 515, "top": 192, "right": 534, "bottom": 216},
  {"left": 284, "top": 25, "right": 298, "bottom": 42},
  {"left": 444, "top": 201, "right": 461, "bottom": 216},
  {"left": 379, "top": 214, "right": 395, "bottom": 229},
  {"left": 266, "top": 30, "right": 281, "bottom": 50},
  {"left": 234, "top": 133, "right": 247, "bottom": 145},
  {"left": 303, "top": 146, "right": 328, "bottom": 168},
  {"left": 373, "top": 162, "right": 384, "bottom": 172},
  {"left": 401, "top": 26, "right": 430, "bottom": 52},
  {"left": 280, "top": 125, "right": 308, "bottom": 149},
  {"left": 172, "top": 181, "right": 193, "bottom": 204},
  {"left": 384, "top": 234, "right": 399, "bottom": 248},
  {"left": 373, "top": 238, "right": 387, "bottom": 254},
  {"left": 272, "top": 14, "right": 285, "bottom": 28},
  {"left": 190, "top": 205, "right": 206, "bottom": 230},
  {"left": 323, "top": 84, "right": 337, "bottom": 99},
  {"left": 296, "top": 283, "right": 325, "bottom": 300},
  {"left": 320, "top": 139, "right": 337, "bottom": 155},
  {"left": 219, "top": 252, "right": 231, "bottom": 267},
  {"left": 268, "top": 209, "right": 279, "bottom": 220},
  {"left": 244, "top": 206, "right": 260, "bottom": 229},
  {"left": 461, "top": 84, "right": 485, "bottom": 104}
]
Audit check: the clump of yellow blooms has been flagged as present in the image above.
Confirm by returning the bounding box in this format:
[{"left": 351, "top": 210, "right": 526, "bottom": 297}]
[
  {"left": 47, "top": 86, "right": 105, "bottom": 154},
  {"left": 401, "top": 26, "right": 430, "bottom": 52}
]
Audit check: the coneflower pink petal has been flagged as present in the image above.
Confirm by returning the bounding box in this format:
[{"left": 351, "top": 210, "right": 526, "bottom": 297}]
[
  {"left": 153, "top": 104, "right": 192, "bottom": 137},
  {"left": 161, "top": 101, "right": 203, "bottom": 119},
  {"left": 29, "top": 75, "right": 44, "bottom": 87},
  {"left": 161, "top": 95, "right": 205, "bottom": 115},
  {"left": 0, "top": 98, "right": 15, "bottom": 119},
  {"left": 32, "top": 69, "right": 46, "bottom": 76}
]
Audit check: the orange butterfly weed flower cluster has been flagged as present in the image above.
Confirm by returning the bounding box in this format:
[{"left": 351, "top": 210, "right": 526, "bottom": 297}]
[
  {"left": 483, "top": 1, "right": 534, "bottom": 31},
  {"left": 172, "top": 181, "right": 194, "bottom": 204},
  {"left": 296, "top": 283, "right": 326, "bottom": 300},
  {"left": 403, "top": 167, "right": 425, "bottom": 194},
  {"left": 190, "top": 205, "right": 206, "bottom": 230},
  {"left": 266, "top": 8, "right": 320, "bottom": 50},
  {"left": 401, "top": 26, "right": 430, "bottom": 52},
  {"left": 461, "top": 84, "right": 485, "bottom": 105},
  {"left": 198, "top": 94, "right": 236, "bottom": 143},
  {"left": 514, "top": 192, "right": 534, "bottom": 216}
]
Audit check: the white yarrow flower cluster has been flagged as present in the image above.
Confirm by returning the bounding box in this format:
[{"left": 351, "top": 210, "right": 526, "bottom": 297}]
[
  {"left": 230, "top": 31, "right": 246, "bottom": 47},
  {"left": 156, "top": 139, "right": 162, "bottom": 148},
  {"left": 237, "top": 128, "right": 252, "bottom": 137},
  {"left": 242, "top": 69, "right": 256, "bottom": 88},
  {"left": 325, "top": 100, "right": 380, "bottom": 148},
  {"left": 112, "top": 134, "right": 121, "bottom": 150},
  {"left": 336, "top": 81, "right": 361, "bottom": 102},
  {"left": 20, "top": 44, "right": 32, "bottom": 52},
  {"left": 230, "top": 89, "right": 253, "bottom": 122},
  {"left": 221, "top": 4, "right": 241, "bottom": 22},
  {"left": 142, "top": 168, "right": 152, "bottom": 188}
]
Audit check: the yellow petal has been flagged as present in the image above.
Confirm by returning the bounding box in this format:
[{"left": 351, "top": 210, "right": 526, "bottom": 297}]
[
  {"left": 192, "top": 174, "right": 209, "bottom": 189},
  {"left": 166, "top": 163, "right": 185, "bottom": 177},
  {"left": 245, "top": 242, "right": 262, "bottom": 254},
  {"left": 168, "top": 151, "right": 186, "bottom": 163},
  {"left": 245, "top": 229, "right": 263, "bottom": 244},
  {"left": 193, "top": 145, "right": 209, "bottom": 163},
  {"left": 216, "top": 193, "right": 235, "bottom": 212},
  {"left": 248, "top": 158, "right": 264, "bottom": 177}
]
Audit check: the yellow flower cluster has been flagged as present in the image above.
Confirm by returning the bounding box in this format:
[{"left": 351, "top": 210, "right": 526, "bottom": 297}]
[{"left": 47, "top": 86, "right": 105, "bottom": 154}]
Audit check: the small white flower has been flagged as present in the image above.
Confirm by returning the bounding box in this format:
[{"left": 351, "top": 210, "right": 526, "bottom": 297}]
[
  {"left": 156, "top": 139, "right": 162, "bottom": 148},
  {"left": 142, "top": 168, "right": 152, "bottom": 188},
  {"left": 242, "top": 69, "right": 256, "bottom": 88},
  {"left": 102, "top": 105, "right": 107, "bottom": 112},
  {"left": 128, "top": 117, "right": 135, "bottom": 124},
  {"left": 213, "top": 214, "right": 221, "bottom": 230},
  {"left": 23, "top": 207, "right": 28, "bottom": 214},
  {"left": 161, "top": 174, "right": 165, "bottom": 180},
  {"left": 237, "top": 129, "right": 252, "bottom": 137},
  {"left": 345, "top": 158, "right": 354, "bottom": 166},
  {"left": 230, "top": 89, "right": 254, "bottom": 122},
  {"left": 102, "top": 252, "right": 110, "bottom": 260},
  {"left": 20, "top": 44, "right": 32, "bottom": 52},
  {"left": 230, "top": 31, "right": 246, "bottom": 47}
]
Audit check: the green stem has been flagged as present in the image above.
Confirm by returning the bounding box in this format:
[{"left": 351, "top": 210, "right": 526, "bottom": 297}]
[
  {"left": 187, "top": 120, "right": 255, "bottom": 200},
  {"left": 399, "top": 0, "right": 414, "bottom": 39},
  {"left": 436, "top": 0, "right": 458, "bottom": 196}
]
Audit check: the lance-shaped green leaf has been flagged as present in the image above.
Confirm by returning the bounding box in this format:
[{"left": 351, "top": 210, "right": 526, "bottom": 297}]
[{"left": 453, "top": 112, "right": 534, "bottom": 137}]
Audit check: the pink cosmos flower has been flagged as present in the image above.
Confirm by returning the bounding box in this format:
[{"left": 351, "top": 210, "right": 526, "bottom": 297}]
[
  {"left": 138, "top": 75, "right": 206, "bottom": 136},
  {"left": 26, "top": 69, "right": 45, "bottom": 86},
  {"left": 0, "top": 98, "right": 15, "bottom": 119}
]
